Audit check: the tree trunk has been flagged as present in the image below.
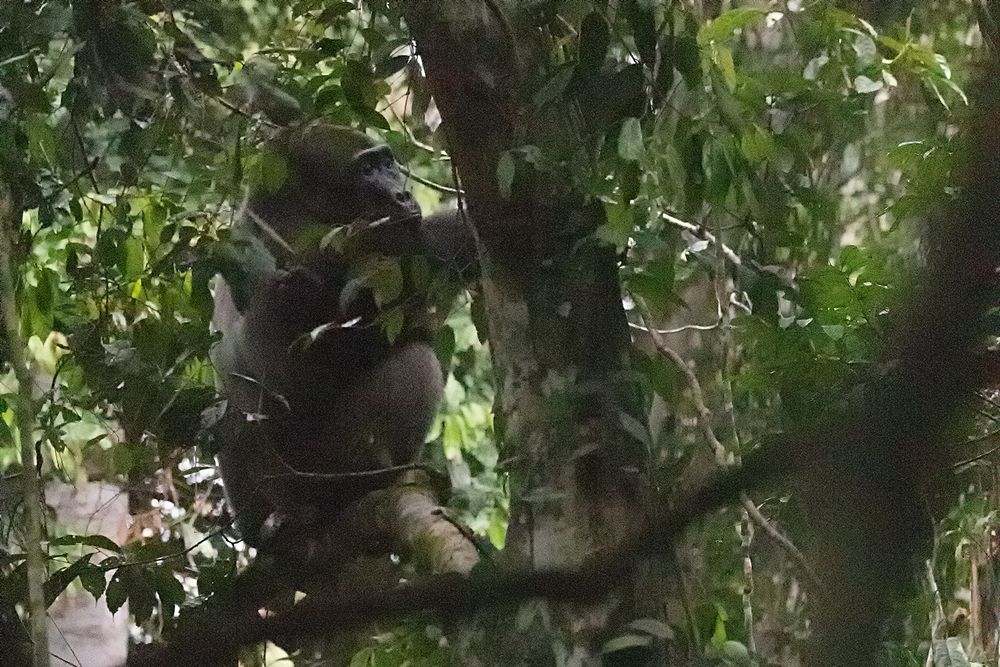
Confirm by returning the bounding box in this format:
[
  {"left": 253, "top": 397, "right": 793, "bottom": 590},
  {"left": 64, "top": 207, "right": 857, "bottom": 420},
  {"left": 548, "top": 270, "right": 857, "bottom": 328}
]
[{"left": 401, "top": 3, "right": 679, "bottom": 662}]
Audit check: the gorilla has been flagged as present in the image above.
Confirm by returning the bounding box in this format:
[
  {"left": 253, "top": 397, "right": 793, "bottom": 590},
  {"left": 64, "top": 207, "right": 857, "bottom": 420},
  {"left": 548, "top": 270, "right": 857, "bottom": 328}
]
[{"left": 209, "top": 122, "right": 474, "bottom": 550}]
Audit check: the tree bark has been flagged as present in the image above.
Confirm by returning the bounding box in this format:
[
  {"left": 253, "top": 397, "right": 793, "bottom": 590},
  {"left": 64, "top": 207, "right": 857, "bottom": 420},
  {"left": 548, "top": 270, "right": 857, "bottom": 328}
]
[{"left": 401, "top": 2, "right": 674, "bottom": 661}]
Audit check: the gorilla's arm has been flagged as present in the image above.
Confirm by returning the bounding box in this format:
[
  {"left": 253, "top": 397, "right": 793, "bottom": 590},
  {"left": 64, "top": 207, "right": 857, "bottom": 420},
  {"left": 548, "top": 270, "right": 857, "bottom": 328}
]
[
  {"left": 354, "top": 208, "right": 477, "bottom": 280},
  {"left": 419, "top": 209, "right": 478, "bottom": 276},
  {"left": 210, "top": 230, "right": 279, "bottom": 314}
]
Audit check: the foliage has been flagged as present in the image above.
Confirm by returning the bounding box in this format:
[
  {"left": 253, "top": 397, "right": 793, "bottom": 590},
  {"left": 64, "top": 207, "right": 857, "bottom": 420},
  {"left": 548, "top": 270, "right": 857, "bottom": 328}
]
[{"left": 0, "top": 0, "right": 994, "bottom": 664}]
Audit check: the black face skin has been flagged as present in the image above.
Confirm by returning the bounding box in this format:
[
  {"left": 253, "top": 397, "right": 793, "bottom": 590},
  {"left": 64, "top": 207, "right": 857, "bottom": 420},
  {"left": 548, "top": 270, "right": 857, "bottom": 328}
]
[
  {"left": 343, "top": 145, "right": 426, "bottom": 257},
  {"left": 350, "top": 145, "right": 421, "bottom": 224}
]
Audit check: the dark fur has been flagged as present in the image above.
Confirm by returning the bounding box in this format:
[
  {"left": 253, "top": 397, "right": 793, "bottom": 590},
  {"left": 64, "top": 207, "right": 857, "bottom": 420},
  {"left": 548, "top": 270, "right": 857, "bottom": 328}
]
[{"left": 210, "top": 123, "right": 472, "bottom": 547}]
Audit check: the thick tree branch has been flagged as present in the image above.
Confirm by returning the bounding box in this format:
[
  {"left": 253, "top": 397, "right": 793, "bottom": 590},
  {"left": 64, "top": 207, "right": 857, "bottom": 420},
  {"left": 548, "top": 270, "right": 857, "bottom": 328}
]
[
  {"left": 127, "top": 457, "right": 759, "bottom": 667},
  {"left": 129, "top": 479, "right": 479, "bottom": 666}
]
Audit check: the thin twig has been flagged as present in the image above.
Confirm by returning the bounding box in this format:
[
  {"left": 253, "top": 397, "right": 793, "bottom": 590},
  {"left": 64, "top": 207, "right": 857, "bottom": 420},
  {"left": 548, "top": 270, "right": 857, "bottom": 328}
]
[
  {"left": 660, "top": 211, "right": 742, "bottom": 267},
  {"left": 628, "top": 321, "right": 720, "bottom": 336},
  {"left": 398, "top": 164, "right": 464, "bottom": 195},
  {"left": 712, "top": 212, "right": 757, "bottom": 653},
  {"left": 639, "top": 308, "right": 728, "bottom": 464},
  {"left": 740, "top": 493, "right": 823, "bottom": 591},
  {"left": 952, "top": 444, "right": 1000, "bottom": 470},
  {"left": 924, "top": 559, "right": 945, "bottom": 667}
]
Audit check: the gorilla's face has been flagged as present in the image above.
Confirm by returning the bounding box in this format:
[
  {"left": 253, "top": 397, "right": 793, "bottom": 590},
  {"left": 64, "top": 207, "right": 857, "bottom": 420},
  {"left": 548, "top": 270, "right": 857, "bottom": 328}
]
[
  {"left": 346, "top": 145, "right": 421, "bottom": 224},
  {"left": 248, "top": 125, "right": 425, "bottom": 257}
]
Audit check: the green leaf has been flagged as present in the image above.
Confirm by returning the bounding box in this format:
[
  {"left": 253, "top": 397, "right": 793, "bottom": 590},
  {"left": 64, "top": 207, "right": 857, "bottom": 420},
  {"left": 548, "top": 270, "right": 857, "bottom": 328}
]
[
  {"left": 496, "top": 151, "right": 516, "bottom": 199},
  {"left": 381, "top": 306, "right": 405, "bottom": 343},
  {"left": 719, "top": 640, "right": 752, "bottom": 665},
  {"left": 740, "top": 126, "right": 776, "bottom": 164},
  {"left": 711, "top": 609, "right": 728, "bottom": 643},
  {"left": 628, "top": 617, "right": 674, "bottom": 639},
  {"left": 78, "top": 566, "right": 108, "bottom": 601},
  {"left": 355, "top": 106, "right": 390, "bottom": 131},
  {"left": 710, "top": 44, "right": 737, "bottom": 90},
  {"left": 0, "top": 418, "right": 12, "bottom": 449},
  {"left": 822, "top": 325, "right": 845, "bottom": 340},
  {"left": 374, "top": 54, "right": 410, "bottom": 79},
  {"left": 932, "top": 638, "right": 972, "bottom": 667},
  {"left": 433, "top": 325, "right": 456, "bottom": 370},
  {"left": 618, "top": 117, "right": 644, "bottom": 162},
  {"left": 704, "top": 140, "right": 732, "bottom": 205},
  {"left": 698, "top": 8, "right": 769, "bottom": 46},
  {"left": 255, "top": 152, "right": 289, "bottom": 193},
  {"left": 366, "top": 258, "right": 404, "bottom": 307},
  {"left": 618, "top": 411, "right": 652, "bottom": 447},
  {"left": 627, "top": 257, "right": 677, "bottom": 316},
  {"left": 349, "top": 647, "right": 376, "bottom": 667},
  {"left": 851, "top": 34, "right": 878, "bottom": 67},
  {"left": 112, "top": 567, "right": 156, "bottom": 624},
  {"left": 111, "top": 445, "right": 134, "bottom": 475},
  {"left": 837, "top": 245, "right": 867, "bottom": 272},
  {"left": 886, "top": 141, "right": 930, "bottom": 170},
  {"left": 602, "top": 633, "right": 653, "bottom": 654},
  {"left": 318, "top": 1, "right": 356, "bottom": 22},
  {"left": 620, "top": 161, "right": 642, "bottom": 202},
  {"left": 50, "top": 534, "right": 123, "bottom": 553},
  {"left": 534, "top": 65, "right": 576, "bottom": 107},
  {"left": 44, "top": 558, "right": 91, "bottom": 604},
  {"left": 153, "top": 568, "right": 185, "bottom": 619},
  {"left": 675, "top": 35, "right": 702, "bottom": 88},
  {"left": 314, "top": 38, "right": 348, "bottom": 55},
  {"left": 124, "top": 236, "right": 144, "bottom": 280},
  {"left": 596, "top": 200, "right": 633, "bottom": 248}
]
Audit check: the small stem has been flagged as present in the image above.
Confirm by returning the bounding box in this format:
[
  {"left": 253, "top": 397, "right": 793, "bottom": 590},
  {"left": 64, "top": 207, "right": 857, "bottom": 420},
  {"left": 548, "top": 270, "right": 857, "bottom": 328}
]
[
  {"left": 639, "top": 309, "right": 727, "bottom": 465},
  {"left": 739, "top": 510, "right": 756, "bottom": 654},
  {"left": 0, "top": 180, "right": 49, "bottom": 665},
  {"left": 925, "top": 558, "right": 944, "bottom": 667},
  {"left": 714, "top": 213, "right": 756, "bottom": 653}
]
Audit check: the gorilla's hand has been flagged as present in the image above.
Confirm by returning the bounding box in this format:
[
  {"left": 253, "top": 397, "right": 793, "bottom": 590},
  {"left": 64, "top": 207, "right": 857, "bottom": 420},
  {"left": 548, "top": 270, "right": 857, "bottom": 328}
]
[
  {"left": 351, "top": 215, "right": 423, "bottom": 257},
  {"left": 265, "top": 266, "right": 330, "bottom": 325}
]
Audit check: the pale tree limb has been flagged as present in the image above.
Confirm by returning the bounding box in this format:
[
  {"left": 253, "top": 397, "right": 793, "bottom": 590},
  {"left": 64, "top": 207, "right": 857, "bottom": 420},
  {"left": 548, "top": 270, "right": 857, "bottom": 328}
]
[{"left": 0, "top": 179, "right": 49, "bottom": 664}]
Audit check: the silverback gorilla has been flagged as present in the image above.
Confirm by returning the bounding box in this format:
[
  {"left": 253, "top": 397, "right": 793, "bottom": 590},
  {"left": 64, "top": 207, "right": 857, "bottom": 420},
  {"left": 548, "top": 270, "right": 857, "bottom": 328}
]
[{"left": 209, "top": 123, "right": 473, "bottom": 549}]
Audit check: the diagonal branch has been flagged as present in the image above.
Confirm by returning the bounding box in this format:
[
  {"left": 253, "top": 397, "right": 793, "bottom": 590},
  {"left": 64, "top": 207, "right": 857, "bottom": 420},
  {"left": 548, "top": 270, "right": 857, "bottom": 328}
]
[{"left": 638, "top": 308, "right": 825, "bottom": 593}]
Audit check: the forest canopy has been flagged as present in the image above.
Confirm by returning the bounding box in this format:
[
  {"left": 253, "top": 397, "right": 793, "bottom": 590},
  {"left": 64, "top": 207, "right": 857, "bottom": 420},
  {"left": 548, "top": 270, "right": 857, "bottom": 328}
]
[{"left": 0, "top": 1, "right": 998, "bottom": 666}]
